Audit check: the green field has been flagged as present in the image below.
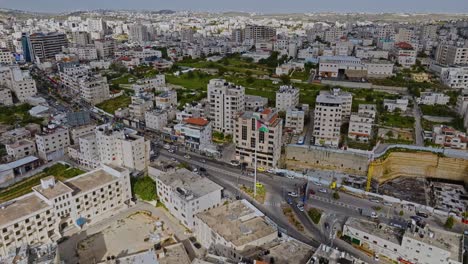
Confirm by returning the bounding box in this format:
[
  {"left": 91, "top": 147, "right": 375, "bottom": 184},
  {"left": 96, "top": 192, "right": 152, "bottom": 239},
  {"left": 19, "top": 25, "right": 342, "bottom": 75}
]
[
  {"left": 380, "top": 113, "right": 415, "bottom": 128},
  {"left": 176, "top": 55, "right": 273, "bottom": 75},
  {"left": 420, "top": 105, "right": 457, "bottom": 117},
  {"left": 96, "top": 95, "right": 132, "bottom": 114},
  {"left": 0, "top": 163, "right": 85, "bottom": 203},
  {"left": 0, "top": 104, "right": 43, "bottom": 126}
]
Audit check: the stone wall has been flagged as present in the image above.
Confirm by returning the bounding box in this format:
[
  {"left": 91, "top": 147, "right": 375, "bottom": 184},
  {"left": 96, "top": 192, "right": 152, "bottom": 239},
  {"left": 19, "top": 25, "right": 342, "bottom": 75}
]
[
  {"left": 285, "top": 145, "right": 369, "bottom": 175},
  {"left": 369, "top": 152, "right": 468, "bottom": 184}
]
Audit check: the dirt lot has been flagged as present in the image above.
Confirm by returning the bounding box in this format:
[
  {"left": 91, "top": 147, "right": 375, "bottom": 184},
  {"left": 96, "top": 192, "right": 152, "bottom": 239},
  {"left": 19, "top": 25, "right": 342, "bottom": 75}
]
[{"left": 379, "top": 177, "right": 428, "bottom": 205}]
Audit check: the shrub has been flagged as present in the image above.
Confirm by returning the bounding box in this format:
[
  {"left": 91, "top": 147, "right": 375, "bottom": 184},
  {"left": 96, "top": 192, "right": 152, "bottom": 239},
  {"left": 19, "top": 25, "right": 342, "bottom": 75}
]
[
  {"left": 132, "top": 176, "right": 157, "bottom": 201},
  {"left": 444, "top": 216, "right": 454, "bottom": 229},
  {"left": 308, "top": 208, "right": 322, "bottom": 224}
]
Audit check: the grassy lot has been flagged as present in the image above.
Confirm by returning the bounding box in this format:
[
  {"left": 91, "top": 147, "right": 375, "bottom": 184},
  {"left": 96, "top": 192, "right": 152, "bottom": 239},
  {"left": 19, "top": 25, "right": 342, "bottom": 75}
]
[
  {"left": 290, "top": 70, "right": 310, "bottom": 81},
  {"left": 166, "top": 71, "right": 214, "bottom": 90},
  {"left": 111, "top": 73, "right": 137, "bottom": 86},
  {"left": 420, "top": 105, "right": 457, "bottom": 117},
  {"left": 308, "top": 208, "right": 322, "bottom": 224},
  {"left": 176, "top": 55, "right": 273, "bottom": 75},
  {"left": 282, "top": 206, "right": 304, "bottom": 231},
  {"left": 96, "top": 95, "right": 132, "bottom": 114},
  {"left": 240, "top": 184, "right": 266, "bottom": 204},
  {"left": 380, "top": 113, "right": 415, "bottom": 129},
  {"left": 0, "top": 163, "right": 84, "bottom": 203},
  {"left": 0, "top": 104, "right": 43, "bottom": 126}
]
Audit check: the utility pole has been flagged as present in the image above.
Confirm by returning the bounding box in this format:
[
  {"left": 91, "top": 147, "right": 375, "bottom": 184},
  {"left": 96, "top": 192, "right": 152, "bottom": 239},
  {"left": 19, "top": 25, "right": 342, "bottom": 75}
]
[{"left": 254, "top": 129, "right": 258, "bottom": 198}]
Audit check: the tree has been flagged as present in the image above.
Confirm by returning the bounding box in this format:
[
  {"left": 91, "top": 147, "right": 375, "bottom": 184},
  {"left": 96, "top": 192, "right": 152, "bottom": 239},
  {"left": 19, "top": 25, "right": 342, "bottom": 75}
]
[
  {"left": 332, "top": 192, "right": 340, "bottom": 200},
  {"left": 186, "top": 70, "right": 195, "bottom": 79},
  {"left": 444, "top": 216, "right": 454, "bottom": 229},
  {"left": 399, "top": 210, "right": 404, "bottom": 216},
  {"left": 132, "top": 176, "right": 157, "bottom": 201},
  {"left": 280, "top": 74, "right": 291, "bottom": 85}
]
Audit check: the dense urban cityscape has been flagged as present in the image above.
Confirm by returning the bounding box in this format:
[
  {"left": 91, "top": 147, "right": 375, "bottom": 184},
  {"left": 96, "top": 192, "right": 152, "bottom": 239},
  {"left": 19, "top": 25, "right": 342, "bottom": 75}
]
[{"left": 0, "top": 1, "right": 466, "bottom": 263}]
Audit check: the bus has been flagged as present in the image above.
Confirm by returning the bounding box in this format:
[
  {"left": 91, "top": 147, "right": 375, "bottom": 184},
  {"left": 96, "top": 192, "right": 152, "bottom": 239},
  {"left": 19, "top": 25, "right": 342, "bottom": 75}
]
[{"left": 297, "top": 136, "right": 305, "bottom": 145}]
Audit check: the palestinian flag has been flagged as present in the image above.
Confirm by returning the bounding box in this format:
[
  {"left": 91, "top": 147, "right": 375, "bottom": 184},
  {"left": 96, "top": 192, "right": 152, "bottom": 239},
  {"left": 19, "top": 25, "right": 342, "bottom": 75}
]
[{"left": 256, "top": 118, "right": 269, "bottom": 132}]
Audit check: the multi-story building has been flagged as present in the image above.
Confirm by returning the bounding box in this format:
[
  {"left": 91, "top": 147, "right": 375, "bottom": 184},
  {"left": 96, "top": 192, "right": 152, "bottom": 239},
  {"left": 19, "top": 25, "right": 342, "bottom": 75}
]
[
  {"left": 24, "top": 33, "right": 68, "bottom": 62},
  {"left": 432, "top": 125, "right": 467, "bottom": 150},
  {"left": 0, "top": 48, "right": 14, "bottom": 64},
  {"left": 5, "top": 139, "right": 36, "bottom": 161},
  {"left": 194, "top": 199, "right": 277, "bottom": 262},
  {"left": 348, "top": 104, "right": 376, "bottom": 142},
  {"left": 174, "top": 117, "right": 212, "bottom": 152},
  {"left": 95, "top": 124, "right": 150, "bottom": 171},
  {"left": 67, "top": 45, "right": 98, "bottom": 61},
  {"left": 318, "top": 56, "right": 367, "bottom": 79},
  {"left": 0, "top": 87, "right": 13, "bottom": 106},
  {"left": 234, "top": 108, "right": 282, "bottom": 168},
  {"left": 129, "top": 23, "right": 149, "bottom": 43},
  {"left": 135, "top": 75, "right": 166, "bottom": 91},
  {"left": 78, "top": 74, "right": 110, "bottom": 105},
  {"left": 440, "top": 66, "right": 468, "bottom": 89},
  {"left": 0, "top": 164, "right": 132, "bottom": 258},
  {"left": 0, "top": 66, "right": 38, "bottom": 102},
  {"left": 435, "top": 44, "right": 468, "bottom": 66},
  {"left": 67, "top": 133, "right": 100, "bottom": 169},
  {"left": 149, "top": 167, "right": 223, "bottom": 229},
  {"left": 155, "top": 90, "right": 177, "bottom": 110},
  {"left": 364, "top": 60, "right": 394, "bottom": 78},
  {"left": 245, "top": 95, "right": 268, "bottom": 111},
  {"left": 275, "top": 85, "right": 300, "bottom": 112},
  {"left": 71, "top": 31, "right": 91, "bottom": 46},
  {"left": 343, "top": 218, "right": 463, "bottom": 264},
  {"left": 392, "top": 42, "right": 417, "bottom": 68},
  {"left": 320, "top": 88, "right": 353, "bottom": 120},
  {"left": 384, "top": 98, "right": 409, "bottom": 112},
  {"left": 35, "top": 127, "right": 70, "bottom": 162},
  {"left": 208, "top": 79, "right": 245, "bottom": 134},
  {"left": 244, "top": 25, "right": 276, "bottom": 43},
  {"left": 94, "top": 38, "right": 115, "bottom": 59},
  {"left": 285, "top": 108, "right": 305, "bottom": 134},
  {"left": 313, "top": 93, "right": 342, "bottom": 147},
  {"left": 145, "top": 110, "right": 168, "bottom": 132},
  {"left": 456, "top": 89, "right": 468, "bottom": 117},
  {"left": 416, "top": 92, "right": 450, "bottom": 105},
  {"left": 129, "top": 92, "right": 154, "bottom": 119}
]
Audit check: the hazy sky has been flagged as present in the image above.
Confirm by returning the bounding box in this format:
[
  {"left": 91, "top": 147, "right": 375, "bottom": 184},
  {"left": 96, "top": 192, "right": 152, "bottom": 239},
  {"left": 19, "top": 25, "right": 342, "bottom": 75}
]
[{"left": 1, "top": 0, "right": 467, "bottom": 14}]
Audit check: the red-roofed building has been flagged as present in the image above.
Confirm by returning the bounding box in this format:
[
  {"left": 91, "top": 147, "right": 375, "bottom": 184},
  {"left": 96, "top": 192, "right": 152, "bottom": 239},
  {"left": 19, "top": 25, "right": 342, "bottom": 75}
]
[
  {"left": 433, "top": 125, "right": 467, "bottom": 149},
  {"left": 392, "top": 42, "right": 417, "bottom": 68},
  {"left": 174, "top": 118, "right": 214, "bottom": 153}
]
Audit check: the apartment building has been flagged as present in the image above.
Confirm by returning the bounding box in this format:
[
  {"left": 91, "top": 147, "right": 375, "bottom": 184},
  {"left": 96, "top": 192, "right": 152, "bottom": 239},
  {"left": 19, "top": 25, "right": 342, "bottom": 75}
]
[
  {"left": 440, "top": 66, "right": 468, "bottom": 89},
  {"left": 195, "top": 199, "right": 277, "bottom": 262},
  {"left": 67, "top": 133, "right": 100, "bottom": 169},
  {"left": 416, "top": 92, "right": 450, "bottom": 105},
  {"left": 69, "top": 124, "right": 96, "bottom": 144},
  {"left": 0, "top": 164, "right": 132, "bottom": 258},
  {"left": 0, "top": 66, "right": 38, "bottom": 102},
  {"left": 208, "top": 79, "right": 245, "bottom": 134},
  {"left": 285, "top": 108, "right": 305, "bottom": 134},
  {"left": 68, "top": 45, "right": 98, "bottom": 61},
  {"left": 244, "top": 25, "right": 276, "bottom": 42},
  {"left": 129, "top": 23, "right": 149, "bottom": 43},
  {"left": 456, "top": 89, "right": 468, "bottom": 117},
  {"left": 129, "top": 92, "right": 154, "bottom": 119},
  {"left": 275, "top": 85, "right": 300, "bottom": 112},
  {"left": 318, "top": 56, "right": 367, "bottom": 79},
  {"left": 348, "top": 104, "right": 376, "bottom": 142},
  {"left": 145, "top": 110, "right": 168, "bottom": 131},
  {"left": 245, "top": 95, "right": 268, "bottom": 111},
  {"left": 0, "top": 87, "right": 13, "bottom": 106},
  {"left": 35, "top": 127, "right": 70, "bottom": 162},
  {"left": 174, "top": 117, "right": 213, "bottom": 152},
  {"left": 94, "top": 38, "right": 116, "bottom": 59},
  {"left": 343, "top": 218, "right": 463, "bottom": 264},
  {"left": 432, "top": 125, "right": 467, "bottom": 150},
  {"left": 435, "top": 44, "right": 468, "bottom": 65},
  {"left": 78, "top": 74, "right": 110, "bottom": 105},
  {"left": 149, "top": 167, "right": 223, "bottom": 229},
  {"left": 5, "top": 139, "right": 36, "bottom": 161},
  {"left": 320, "top": 88, "right": 353, "bottom": 120},
  {"left": 392, "top": 43, "right": 417, "bottom": 68},
  {"left": 313, "top": 94, "right": 342, "bottom": 147},
  {"left": 0, "top": 48, "right": 14, "bottom": 64},
  {"left": 24, "top": 32, "right": 68, "bottom": 62},
  {"left": 234, "top": 108, "right": 282, "bottom": 168},
  {"left": 155, "top": 90, "right": 177, "bottom": 110},
  {"left": 71, "top": 31, "right": 91, "bottom": 46},
  {"left": 95, "top": 124, "right": 150, "bottom": 171},
  {"left": 135, "top": 75, "right": 166, "bottom": 92}
]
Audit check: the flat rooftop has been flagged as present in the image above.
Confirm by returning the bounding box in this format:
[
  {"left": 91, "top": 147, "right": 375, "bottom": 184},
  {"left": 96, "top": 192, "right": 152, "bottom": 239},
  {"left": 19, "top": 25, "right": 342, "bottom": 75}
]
[
  {"left": 196, "top": 200, "right": 277, "bottom": 248},
  {"left": 405, "top": 228, "right": 463, "bottom": 262},
  {"left": 345, "top": 218, "right": 403, "bottom": 245},
  {"left": 267, "top": 239, "right": 313, "bottom": 264},
  {"left": 0, "top": 194, "right": 50, "bottom": 228},
  {"left": 157, "top": 243, "right": 191, "bottom": 264},
  {"left": 65, "top": 169, "right": 117, "bottom": 194},
  {"left": 33, "top": 179, "right": 73, "bottom": 200},
  {"left": 157, "top": 169, "right": 222, "bottom": 201}
]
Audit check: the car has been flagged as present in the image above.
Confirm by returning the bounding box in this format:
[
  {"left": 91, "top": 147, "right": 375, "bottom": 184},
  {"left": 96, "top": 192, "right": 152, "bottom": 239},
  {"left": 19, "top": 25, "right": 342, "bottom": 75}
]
[
  {"left": 276, "top": 172, "right": 285, "bottom": 177},
  {"left": 267, "top": 168, "right": 275, "bottom": 173},
  {"left": 255, "top": 182, "right": 264, "bottom": 188},
  {"left": 193, "top": 168, "right": 198, "bottom": 173},
  {"left": 199, "top": 167, "right": 206, "bottom": 172},
  {"left": 313, "top": 181, "right": 322, "bottom": 186},
  {"left": 416, "top": 212, "right": 429, "bottom": 218},
  {"left": 288, "top": 191, "right": 299, "bottom": 197},
  {"left": 297, "top": 203, "right": 305, "bottom": 212},
  {"left": 374, "top": 254, "right": 379, "bottom": 261},
  {"left": 163, "top": 144, "right": 171, "bottom": 150},
  {"left": 370, "top": 212, "right": 378, "bottom": 219},
  {"left": 193, "top": 242, "right": 202, "bottom": 249},
  {"left": 171, "top": 157, "right": 177, "bottom": 162},
  {"left": 309, "top": 189, "right": 316, "bottom": 195},
  {"left": 369, "top": 198, "right": 380, "bottom": 203},
  {"left": 201, "top": 159, "right": 206, "bottom": 163},
  {"left": 383, "top": 202, "right": 393, "bottom": 206},
  {"left": 410, "top": 215, "right": 422, "bottom": 222},
  {"left": 184, "top": 154, "right": 191, "bottom": 159},
  {"left": 287, "top": 197, "right": 293, "bottom": 205},
  {"left": 286, "top": 174, "right": 295, "bottom": 179},
  {"left": 230, "top": 160, "right": 240, "bottom": 166},
  {"left": 247, "top": 172, "right": 255, "bottom": 177},
  {"left": 257, "top": 167, "right": 266, "bottom": 172},
  {"left": 318, "top": 188, "right": 327, "bottom": 193},
  {"left": 168, "top": 149, "right": 175, "bottom": 153}
]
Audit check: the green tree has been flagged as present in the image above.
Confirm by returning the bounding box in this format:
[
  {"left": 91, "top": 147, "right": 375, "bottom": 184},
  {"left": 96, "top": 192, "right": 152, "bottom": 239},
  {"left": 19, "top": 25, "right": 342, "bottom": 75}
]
[
  {"left": 280, "top": 74, "right": 291, "bottom": 85},
  {"left": 132, "top": 176, "right": 157, "bottom": 201},
  {"left": 444, "top": 216, "right": 455, "bottom": 229},
  {"left": 308, "top": 208, "right": 322, "bottom": 224},
  {"left": 332, "top": 192, "right": 340, "bottom": 200},
  {"left": 399, "top": 210, "right": 404, "bottom": 216}
]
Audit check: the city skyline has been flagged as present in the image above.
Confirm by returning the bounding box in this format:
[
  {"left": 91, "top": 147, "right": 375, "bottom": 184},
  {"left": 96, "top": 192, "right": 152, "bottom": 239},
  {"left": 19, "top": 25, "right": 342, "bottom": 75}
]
[{"left": 1, "top": 0, "right": 468, "bottom": 14}]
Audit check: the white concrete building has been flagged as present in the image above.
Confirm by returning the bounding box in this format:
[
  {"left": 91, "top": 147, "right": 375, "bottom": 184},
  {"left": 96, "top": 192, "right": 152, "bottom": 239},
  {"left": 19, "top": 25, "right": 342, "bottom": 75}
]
[
  {"left": 416, "top": 92, "right": 450, "bottom": 105},
  {"left": 245, "top": 95, "right": 268, "bottom": 111},
  {"left": 78, "top": 74, "right": 110, "bottom": 105},
  {"left": 0, "top": 48, "right": 14, "bottom": 64},
  {"left": 149, "top": 167, "right": 223, "bottom": 229},
  {"left": 320, "top": 88, "right": 353, "bottom": 120},
  {"left": 67, "top": 133, "right": 100, "bottom": 169},
  {"left": 0, "top": 164, "right": 132, "bottom": 258},
  {"left": 275, "top": 85, "right": 300, "bottom": 112},
  {"left": 129, "top": 92, "right": 154, "bottom": 119},
  {"left": 35, "top": 127, "right": 70, "bottom": 162},
  {"left": 67, "top": 45, "right": 98, "bottom": 61},
  {"left": 348, "top": 104, "right": 376, "bottom": 142},
  {"left": 5, "top": 66, "right": 37, "bottom": 102},
  {"left": 435, "top": 45, "right": 468, "bottom": 66},
  {"left": 5, "top": 139, "right": 36, "bottom": 161},
  {"left": 155, "top": 90, "right": 177, "bottom": 110},
  {"left": 145, "top": 110, "right": 168, "bottom": 132},
  {"left": 285, "top": 108, "right": 305, "bottom": 134},
  {"left": 136, "top": 75, "right": 166, "bottom": 92},
  {"left": 313, "top": 94, "right": 342, "bottom": 147},
  {"left": 441, "top": 66, "right": 468, "bottom": 89},
  {"left": 174, "top": 117, "right": 213, "bottom": 152},
  {"left": 234, "top": 108, "right": 282, "bottom": 168},
  {"left": 95, "top": 124, "right": 150, "bottom": 171},
  {"left": 194, "top": 199, "right": 277, "bottom": 262},
  {"left": 383, "top": 98, "right": 409, "bottom": 112},
  {"left": 393, "top": 44, "right": 417, "bottom": 68},
  {"left": 364, "top": 60, "right": 394, "bottom": 78},
  {"left": 0, "top": 87, "right": 13, "bottom": 106},
  {"left": 318, "top": 56, "right": 366, "bottom": 79},
  {"left": 208, "top": 79, "right": 245, "bottom": 135},
  {"left": 343, "top": 218, "right": 463, "bottom": 264},
  {"left": 432, "top": 125, "right": 467, "bottom": 150}
]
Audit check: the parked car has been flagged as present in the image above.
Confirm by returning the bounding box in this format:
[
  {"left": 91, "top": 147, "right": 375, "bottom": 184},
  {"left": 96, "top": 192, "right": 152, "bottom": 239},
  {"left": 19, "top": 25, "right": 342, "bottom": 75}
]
[
  {"left": 288, "top": 191, "right": 299, "bottom": 197},
  {"left": 267, "top": 168, "right": 275, "bottom": 173},
  {"left": 410, "top": 215, "right": 422, "bottom": 222},
  {"left": 286, "top": 174, "right": 295, "bottom": 179},
  {"left": 184, "top": 154, "right": 191, "bottom": 159},
  {"left": 168, "top": 149, "right": 175, "bottom": 153},
  {"left": 318, "top": 188, "right": 327, "bottom": 193},
  {"left": 297, "top": 203, "right": 305, "bottom": 212},
  {"left": 416, "top": 212, "right": 429, "bottom": 218},
  {"left": 230, "top": 160, "right": 240, "bottom": 166},
  {"left": 201, "top": 159, "right": 206, "bottom": 163},
  {"left": 313, "top": 181, "right": 322, "bottom": 186},
  {"left": 257, "top": 167, "right": 266, "bottom": 172}
]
